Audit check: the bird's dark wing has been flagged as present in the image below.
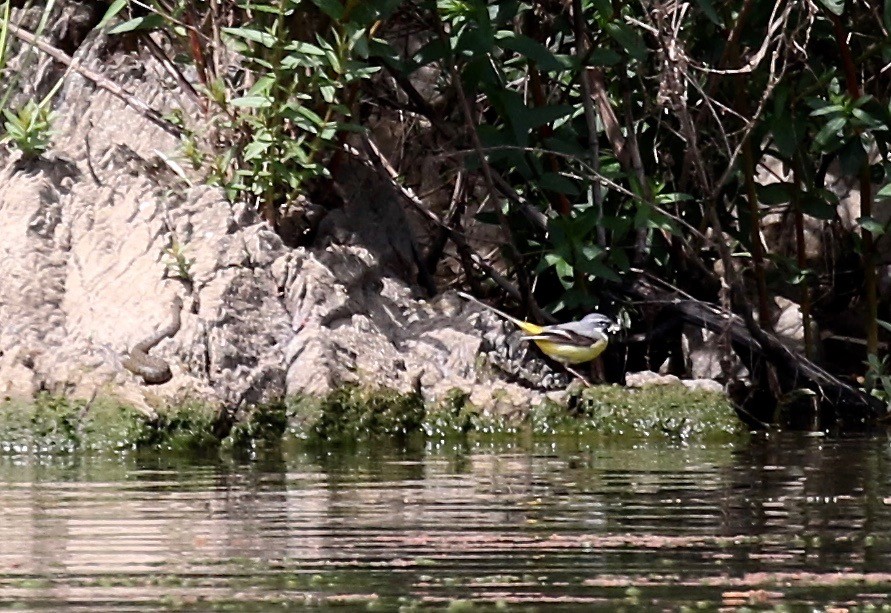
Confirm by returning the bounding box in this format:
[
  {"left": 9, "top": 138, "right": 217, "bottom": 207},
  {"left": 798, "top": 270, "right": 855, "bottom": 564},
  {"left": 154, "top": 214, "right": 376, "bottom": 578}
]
[{"left": 523, "top": 320, "right": 608, "bottom": 346}]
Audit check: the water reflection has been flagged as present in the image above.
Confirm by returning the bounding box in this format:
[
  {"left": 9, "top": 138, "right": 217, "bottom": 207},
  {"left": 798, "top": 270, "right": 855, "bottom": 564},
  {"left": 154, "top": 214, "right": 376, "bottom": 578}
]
[{"left": 1, "top": 433, "right": 891, "bottom": 610}]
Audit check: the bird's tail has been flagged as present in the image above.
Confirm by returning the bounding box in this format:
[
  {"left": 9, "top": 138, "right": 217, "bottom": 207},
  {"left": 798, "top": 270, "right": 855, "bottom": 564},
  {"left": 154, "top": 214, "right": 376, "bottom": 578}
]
[{"left": 457, "top": 291, "right": 530, "bottom": 329}]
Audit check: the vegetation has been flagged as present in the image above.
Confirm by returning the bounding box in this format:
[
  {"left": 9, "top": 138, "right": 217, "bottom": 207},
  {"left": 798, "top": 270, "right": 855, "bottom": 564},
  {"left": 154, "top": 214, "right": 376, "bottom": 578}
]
[
  {"left": 1, "top": 0, "right": 890, "bottom": 422},
  {"left": 0, "top": 383, "right": 736, "bottom": 452},
  {"left": 1, "top": 98, "right": 53, "bottom": 158}
]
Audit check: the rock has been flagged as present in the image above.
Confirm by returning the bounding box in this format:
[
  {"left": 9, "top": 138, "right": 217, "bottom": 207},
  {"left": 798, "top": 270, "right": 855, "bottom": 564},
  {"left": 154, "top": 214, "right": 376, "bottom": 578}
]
[
  {"left": 0, "top": 3, "right": 555, "bottom": 417},
  {"left": 625, "top": 370, "right": 723, "bottom": 394},
  {"left": 684, "top": 325, "right": 750, "bottom": 383},
  {"left": 625, "top": 371, "right": 682, "bottom": 388},
  {"left": 770, "top": 296, "right": 819, "bottom": 359},
  {"left": 682, "top": 378, "right": 724, "bottom": 393}
]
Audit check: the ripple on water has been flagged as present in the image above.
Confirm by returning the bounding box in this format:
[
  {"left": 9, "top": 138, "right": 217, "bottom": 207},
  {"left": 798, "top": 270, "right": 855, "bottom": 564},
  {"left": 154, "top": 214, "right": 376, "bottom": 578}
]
[{"left": 1, "top": 434, "right": 891, "bottom": 610}]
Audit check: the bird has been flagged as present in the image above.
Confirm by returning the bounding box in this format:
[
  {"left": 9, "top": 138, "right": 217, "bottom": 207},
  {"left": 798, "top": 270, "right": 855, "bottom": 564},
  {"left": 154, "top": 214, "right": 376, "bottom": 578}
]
[{"left": 458, "top": 291, "right": 619, "bottom": 382}]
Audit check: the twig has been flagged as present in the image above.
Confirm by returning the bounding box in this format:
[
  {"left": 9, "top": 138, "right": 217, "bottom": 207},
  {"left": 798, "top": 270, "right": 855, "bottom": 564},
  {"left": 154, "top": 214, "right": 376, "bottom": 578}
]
[
  {"left": 359, "top": 137, "right": 556, "bottom": 323},
  {"left": 140, "top": 31, "right": 205, "bottom": 112},
  {"left": 430, "top": 9, "right": 542, "bottom": 322},
  {"left": 571, "top": 0, "right": 606, "bottom": 246},
  {"left": 1, "top": 20, "right": 183, "bottom": 136}
]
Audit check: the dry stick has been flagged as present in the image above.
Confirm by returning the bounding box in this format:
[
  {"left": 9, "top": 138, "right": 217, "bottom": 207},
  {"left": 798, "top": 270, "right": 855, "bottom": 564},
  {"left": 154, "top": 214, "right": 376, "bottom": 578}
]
[
  {"left": 140, "top": 32, "right": 206, "bottom": 112},
  {"left": 359, "top": 137, "right": 557, "bottom": 323},
  {"left": 425, "top": 170, "right": 466, "bottom": 275},
  {"left": 656, "top": 1, "right": 793, "bottom": 337},
  {"left": 431, "top": 12, "right": 543, "bottom": 323},
  {"left": 830, "top": 13, "right": 878, "bottom": 358},
  {"left": 528, "top": 61, "right": 572, "bottom": 216},
  {"left": 586, "top": 66, "right": 629, "bottom": 166},
  {"left": 524, "top": 7, "right": 570, "bottom": 217},
  {"left": 677, "top": 0, "right": 758, "bottom": 188},
  {"left": 1, "top": 21, "right": 183, "bottom": 137},
  {"left": 621, "top": 81, "right": 655, "bottom": 265},
  {"left": 728, "top": 36, "right": 772, "bottom": 330},
  {"left": 571, "top": 0, "right": 605, "bottom": 246},
  {"left": 791, "top": 154, "right": 814, "bottom": 358},
  {"left": 630, "top": 271, "right": 883, "bottom": 419},
  {"left": 574, "top": 11, "right": 654, "bottom": 263},
  {"left": 699, "top": 1, "right": 794, "bottom": 193},
  {"left": 184, "top": 2, "right": 210, "bottom": 88},
  {"left": 651, "top": 1, "right": 781, "bottom": 391}
]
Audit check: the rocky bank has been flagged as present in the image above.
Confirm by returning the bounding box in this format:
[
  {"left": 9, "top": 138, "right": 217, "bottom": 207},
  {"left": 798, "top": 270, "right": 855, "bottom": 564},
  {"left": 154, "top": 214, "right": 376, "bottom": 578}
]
[{"left": 0, "top": 4, "right": 600, "bottom": 420}]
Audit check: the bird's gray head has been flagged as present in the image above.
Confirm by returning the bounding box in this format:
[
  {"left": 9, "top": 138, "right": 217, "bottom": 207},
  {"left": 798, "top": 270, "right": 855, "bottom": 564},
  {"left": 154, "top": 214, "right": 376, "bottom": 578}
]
[{"left": 580, "top": 313, "right": 620, "bottom": 334}]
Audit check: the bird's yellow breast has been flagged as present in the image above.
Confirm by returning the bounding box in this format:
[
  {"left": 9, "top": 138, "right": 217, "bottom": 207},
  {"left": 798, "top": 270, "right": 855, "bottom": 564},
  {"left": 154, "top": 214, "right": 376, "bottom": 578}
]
[{"left": 531, "top": 338, "right": 608, "bottom": 364}]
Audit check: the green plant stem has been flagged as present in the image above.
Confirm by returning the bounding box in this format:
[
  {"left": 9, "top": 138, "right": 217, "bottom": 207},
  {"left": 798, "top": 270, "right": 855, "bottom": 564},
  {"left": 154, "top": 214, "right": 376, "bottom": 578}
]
[
  {"left": 0, "top": 0, "right": 10, "bottom": 72},
  {"left": 830, "top": 12, "right": 878, "bottom": 357},
  {"left": 727, "top": 18, "right": 771, "bottom": 330},
  {"left": 431, "top": 6, "right": 543, "bottom": 322},
  {"left": 791, "top": 154, "right": 814, "bottom": 358}
]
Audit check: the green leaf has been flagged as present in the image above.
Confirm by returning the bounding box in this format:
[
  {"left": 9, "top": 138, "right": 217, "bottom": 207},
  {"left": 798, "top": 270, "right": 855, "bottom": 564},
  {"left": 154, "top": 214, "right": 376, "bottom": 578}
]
[
  {"left": 810, "top": 104, "right": 845, "bottom": 117},
  {"left": 555, "top": 257, "right": 574, "bottom": 281},
  {"left": 609, "top": 246, "right": 631, "bottom": 272},
  {"left": 799, "top": 193, "right": 836, "bottom": 220},
  {"left": 521, "top": 104, "right": 575, "bottom": 130},
  {"left": 222, "top": 27, "right": 277, "bottom": 48},
  {"left": 229, "top": 96, "right": 273, "bottom": 109},
  {"left": 877, "top": 183, "right": 891, "bottom": 198},
  {"left": 587, "top": 48, "right": 622, "bottom": 66},
  {"left": 604, "top": 22, "right": 647, "bottom": 61},
  {"left": 838, "top": 136, "right": 867, "bottom": 175},
  {"left": 693, "top": 0, "right": 722, "bottom": 25},
  {"left": 320, "top": 85, "right": 336, "bottom": 103},
  {"left": 816, "top": 0, "right": 844, "bottom": 15},
  {"left": 311, "top": 0, "right": 345, "bottom": 19},
  {"left": 857, "top": 216, "right": 885, "bottom": 236},
  {"left": 757, "top": 182, "right": 793, "bottom": 205},
  {"left": 815, "top": 116, "right": 846, "bottom": 147},
  {"left": 495, "top": 32, "right": 566, "bottom": 72},
  {"left": 243, "top": 139, "right": 271, "bottom": 161},
  {"left": 98, "top": 0, "right": 127, "bottom": 29},
  {"left": 538, "top": 172, "right": 581, "bottom": 196},
  {"left": 575, "top": 256, "right": 620, "bottom": 281},
  {"left": 771, "top": 111, "right": 802, "bottom": 159},
  {"left": 410, "top": 39, "right": 448, "bottom": 70},
  {"left": 281, "top": 54, "right": 323, "bottom": 70},
  {"left": 646, "top": 211, "right": 677, "bottom": 233},
  {"left": 885, "top": 0, "right": 891, "bottom": 32},
  {"left": 580, "top": 244, "right": 605, "bottom": 260},
  {"left": 589, "top": 0, "right": 613, "bottom": 19},
  {"left": 654, "top": 192, "right": 694, "bottom": 204},
  {"left": 108, "top": 13, "right": 164, "bottom": 34},
  {"left": 285, "top": 41, "right": 327, "bottom": 56},
  {"left": 851, "top": 107, "right": 884, "bottom": 129}
]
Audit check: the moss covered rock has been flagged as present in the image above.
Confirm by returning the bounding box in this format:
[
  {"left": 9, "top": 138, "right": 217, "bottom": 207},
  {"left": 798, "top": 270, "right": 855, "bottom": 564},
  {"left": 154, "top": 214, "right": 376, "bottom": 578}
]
[
  {"left": 531, "top": 384, "right": 743, "bottom": 441},
  {"left": 0, "top": 393, "right": 152, "bottom": 453},
  {"left": 0, "top": 382, "right": 743, "bottom": 452},
  {"left": 287, "top": 384, "right": 425, "bottom": 442}
]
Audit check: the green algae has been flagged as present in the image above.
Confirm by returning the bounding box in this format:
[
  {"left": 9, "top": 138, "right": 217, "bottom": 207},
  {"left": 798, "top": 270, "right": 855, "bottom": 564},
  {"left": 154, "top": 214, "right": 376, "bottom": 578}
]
[
  {"left": 0, "top": 393, "right": 225, "bottom": 454},
  {"left": 286, "top": 384, "right": 425, "bottom": 443},
  {"left": 136, "top": 402, "right": 221, "bottom": 453},
  {"left": 530, "top": 384, "right": 744, "bottom": 441},
  {"left": 0, "top": 393, "right": 151, "bottom": 453},
  {"left": 0, "top": 382, "right": 744, "bottom": 453},
  {"left": 420, "top": 384, "right": 743, "bottom": 442},
  {"left": 223, "top": 401, "right": 288, "bottom": 449}
]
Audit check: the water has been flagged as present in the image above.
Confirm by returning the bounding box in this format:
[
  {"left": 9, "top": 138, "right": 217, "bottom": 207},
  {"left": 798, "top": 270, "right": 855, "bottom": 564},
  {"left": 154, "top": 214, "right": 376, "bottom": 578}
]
[{"left": 2, "top": 433, "right": 891, "bottom": 611}]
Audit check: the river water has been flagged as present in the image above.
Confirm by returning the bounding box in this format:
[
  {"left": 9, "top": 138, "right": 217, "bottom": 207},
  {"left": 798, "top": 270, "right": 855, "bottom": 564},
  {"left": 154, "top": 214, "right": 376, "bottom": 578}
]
[{"left": 2, "top": 432, "right": 891, "bottom": 611}]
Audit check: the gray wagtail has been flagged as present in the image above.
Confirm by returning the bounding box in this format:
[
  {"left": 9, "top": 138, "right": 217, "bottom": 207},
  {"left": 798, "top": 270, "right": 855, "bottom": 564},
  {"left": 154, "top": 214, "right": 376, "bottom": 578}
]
[{"left": 459, "top": 291, "right": 619, "bottom": 380}]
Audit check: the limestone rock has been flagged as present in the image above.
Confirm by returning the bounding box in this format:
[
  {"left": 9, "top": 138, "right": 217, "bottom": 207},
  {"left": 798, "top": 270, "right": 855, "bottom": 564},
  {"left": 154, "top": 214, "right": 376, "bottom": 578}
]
[{"left": 0, "top": 3, "right": 554, "bottom": 416}]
